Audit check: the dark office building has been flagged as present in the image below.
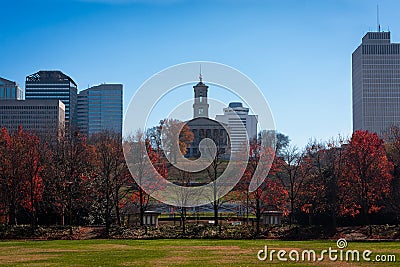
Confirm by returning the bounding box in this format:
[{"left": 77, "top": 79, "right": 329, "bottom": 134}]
[{"left": 25, "top": 70, "right": 77, "bottom": 129}]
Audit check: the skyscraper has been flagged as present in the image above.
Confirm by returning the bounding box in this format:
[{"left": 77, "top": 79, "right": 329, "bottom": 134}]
[
  {"left": 352, "top": 31, "right": 400, "bottom": 135},
  {"left": 25, "top": 71, "right": 77, "bottom": 128},
  {"left": 77, "top": 84, "right": 123, "bottom": 136},
  {"left": 0, "top": 77, "right": 23, "bottom": 100},
  {"left": 216, "top": 102, "right": 258, "bottom": 151}
]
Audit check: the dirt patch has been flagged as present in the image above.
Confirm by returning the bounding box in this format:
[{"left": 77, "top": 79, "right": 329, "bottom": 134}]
[
  {"left": 88, "top": 244, "right": 136, "bottom": 250},
  {"left": 167, "top": 249, "right": 192, "bottom": 254},
  {"left": 366, "top": 248, "right": 400, "bottom": 253},
  {"left": 214, "top": 248, "right": 253, "bottom": 255},
  {"left": 1, "top": 247, "right": 80, "bottom": 254},
  {"left": 150, "top": 256, "right": 189, "bottom": 267},
  {"left": 167, "top": 245, "right": 242, "bottom": 251},
  {"left": 209, "top": 256, "right": 254, "bottom": 265},
  {"left": 310, "top": 261, "right": 364, "bottom": 266},
  {"left": 0, "top": 254, "right": 58, "bottom": 264}
]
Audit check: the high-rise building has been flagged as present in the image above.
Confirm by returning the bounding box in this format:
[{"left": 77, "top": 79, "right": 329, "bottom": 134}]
[
  {"left": 77, "top": 84, "right": 123, "bottom": 136},
  {"left": 352, "top": 31, "right": 400, "bottom": 135},
  {"left": 0, "top": 77, "right": 23, "bottom": 100},
  {"left": 25, "top": 71, "right": 77, "bottom": 128},
  {"left": 216, "top": 102, "right": 258, "bottom": 151},
  {"left": 0, "top": 99, "right": 65, "bottom": 137}
]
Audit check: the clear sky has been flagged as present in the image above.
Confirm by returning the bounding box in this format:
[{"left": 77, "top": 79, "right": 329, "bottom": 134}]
[{"left": 2, "top": 0, "right": 400, "bottom": 148}]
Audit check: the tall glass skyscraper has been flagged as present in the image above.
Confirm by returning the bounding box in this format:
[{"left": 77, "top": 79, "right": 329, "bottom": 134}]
[
  {"left": 25, "top": 71, "right": 77, "bottom": 128},
  {"left": 77, "top": 84, "right": 123, "bottom": 136},
  {"left": 352, "top": 31, "right": 400, "bottom": 135},
  {"left": 0, "top": 77, "right": 23, "bottom": 100}
]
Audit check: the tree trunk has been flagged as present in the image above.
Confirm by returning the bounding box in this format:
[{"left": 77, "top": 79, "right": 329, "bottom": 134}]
[
  {"left": 61, "top": 206, "right": 65, "bottom": 226},
  {"left": 30, "top": 177, "right": 34, "bottom": 227},
  {"left": 213, "top": 179, "right": 218, "bottom": 226},
  {"left": 331, "top": 211, "right": 337, "bottom": 228},
  {"left": 9, "top": 201, "right": 16, "bottom": 225},
  {"left": 256, "top": 198, "right": 260, "bottom": 236},
  {"left": 115, "top": 186, "right": 121, "bottom": 227},
  {"left": 69, "top": 185, "right": 73, "bottom": 235},
  {"left": 181, "top": 207, "right": 186, "bottom": 234},
  {"left": 105, "top": 177, "right": 111, "bottom": 238},
  {"left": 213, "top": 201, "right": 218, "bottom": 226},
  {"left": 139, "top": 189, "right": 144, "bottom": 226},
  {"left": 290, "top": 197, "right": 294, "bottom": 225},
  {"left": 361, "top": 202, "right": 371, "bottom": 235},
  {"left": 246, "top": 192, "right": 250, "bottom": 224},
  {"left": 30, "top": 176, "right": 38, "bottom": 231}
]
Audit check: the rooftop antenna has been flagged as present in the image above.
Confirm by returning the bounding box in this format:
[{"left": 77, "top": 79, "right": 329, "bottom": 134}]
[
  {"left": 199, "top": 64, "right": 203, "bottom": 82},
  {"left": 377, "top": 5, "right": 381, "bottom": 32}
]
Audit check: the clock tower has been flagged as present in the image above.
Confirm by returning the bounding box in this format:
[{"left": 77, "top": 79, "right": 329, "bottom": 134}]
[{"left": 193, "top": 72, "right": 209, "bottom": 118}]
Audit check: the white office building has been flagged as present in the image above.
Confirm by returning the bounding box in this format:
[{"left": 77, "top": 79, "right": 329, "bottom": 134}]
[
  {"left": 352, "top": 31, "right": 400, "bottom": 135},
  {"left": 216, "top": 102, "right": 258, "bottom": 152}
]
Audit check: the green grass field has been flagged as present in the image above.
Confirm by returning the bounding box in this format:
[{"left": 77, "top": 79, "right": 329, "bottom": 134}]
[{"left": 0, "top": 239, "right": 399, "bottom": 266}]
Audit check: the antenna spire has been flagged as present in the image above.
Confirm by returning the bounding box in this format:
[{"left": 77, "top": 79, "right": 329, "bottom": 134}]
[
  {"left": 199, "top": 64, "right": 203, "bottom": 82},
  {"left": 377, "top": 5, "right": 381, "bottom": 32}
]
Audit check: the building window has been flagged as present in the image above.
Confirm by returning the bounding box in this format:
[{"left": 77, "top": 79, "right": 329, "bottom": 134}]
[
  {"left": 200, "top": 96, "right": 203, "bottom": 102},
  {"left": 199, "top": 129, "right": 204, "bottom": 138},
  {"left": 198, "top": 108, "right": 204, "bottom": 115}
]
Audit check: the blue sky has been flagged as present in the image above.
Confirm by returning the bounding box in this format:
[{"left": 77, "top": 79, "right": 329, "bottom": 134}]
[{"left": 1, "top": 0, "right": 400, "bottom": 147}]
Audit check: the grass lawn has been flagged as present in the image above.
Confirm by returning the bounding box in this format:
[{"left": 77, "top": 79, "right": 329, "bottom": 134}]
[{"left": 0, "top": 239, "right": 399, "bottom": 266}]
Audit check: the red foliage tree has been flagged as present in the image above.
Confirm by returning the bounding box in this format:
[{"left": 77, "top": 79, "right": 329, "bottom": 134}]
[
  {"left": 159, "top": 118, "right": 194, "bottom": 163},
  {"left": 384, "top": 126, "right": 400, "bottom": 216},
  {"left": 298, "top": 139, "right": 345, "bottom": 226},
  {"left": 0, "top": 126, "right": 44, "bottom": 226},
  {"left": 339, "top": 130, "right": 393, "bottom": 227},
  {"left": 236, "top": 141, "right": 287, "bottom": 234},
  {"left": 275, "top": 146, "right": 311, "bottom": 225},
  {"left": 90, "top": 131, "right": 129, "bottom": 236},
  {"left": 124, "top": 131, "right": 167, "bottom": 226},
  {"left": 40, "top": 131, "right": 94, "bottom": 227}
]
